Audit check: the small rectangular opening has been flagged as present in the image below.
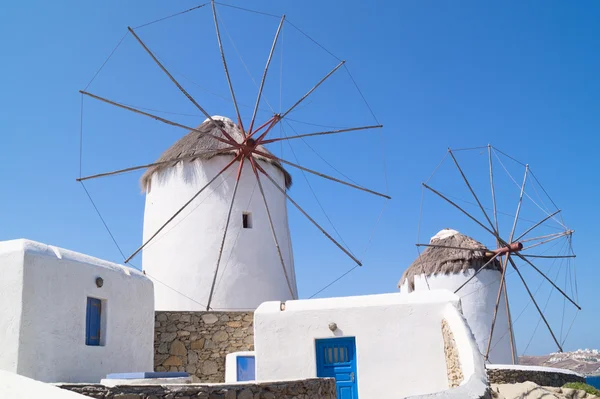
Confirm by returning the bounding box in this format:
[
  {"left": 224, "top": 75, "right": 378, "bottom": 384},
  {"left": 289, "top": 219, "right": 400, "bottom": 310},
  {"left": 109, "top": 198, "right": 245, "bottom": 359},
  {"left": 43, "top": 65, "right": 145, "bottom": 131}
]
[{"left": 242, "top": 212, "right": 252, "bottom": 229}]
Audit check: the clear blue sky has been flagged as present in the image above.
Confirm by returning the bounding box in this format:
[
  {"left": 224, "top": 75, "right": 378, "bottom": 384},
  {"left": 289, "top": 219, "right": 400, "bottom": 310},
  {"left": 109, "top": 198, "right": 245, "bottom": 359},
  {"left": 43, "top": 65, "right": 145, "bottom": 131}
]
[{"left": 1, "top": 1, "right": 599, "bottom": 356}]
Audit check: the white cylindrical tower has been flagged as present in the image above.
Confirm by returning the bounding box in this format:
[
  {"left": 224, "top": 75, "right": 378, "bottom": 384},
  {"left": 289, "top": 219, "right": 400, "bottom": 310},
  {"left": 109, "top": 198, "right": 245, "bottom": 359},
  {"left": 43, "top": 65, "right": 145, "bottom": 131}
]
[
  {"left": 141, "top": 116, "right": 297, "bottom": 311},
  {"left": 399, "top": 229, "right": 516, "bottom": 365}
]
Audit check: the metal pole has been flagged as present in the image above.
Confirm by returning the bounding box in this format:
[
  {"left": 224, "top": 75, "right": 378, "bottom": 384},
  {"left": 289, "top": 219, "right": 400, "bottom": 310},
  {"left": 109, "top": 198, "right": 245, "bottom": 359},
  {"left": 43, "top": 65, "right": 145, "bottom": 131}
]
[
  {"left": 449, "top": 149, "right": 497, "bottom": 234},
  {"left": 261, "top": 125, "right": 383, "bottom": 144},
  {"left": 76, "top": 149, "right": 233, "bottom": 182},
  {"left": 508, "top": 257, "right": 564, "bottom": 352},
  {"left": 423, "top": 183, "right": 497, "bottom": 237},
  {"left": 206, "top": 156, "right": 245, "bottom": 310},
  {"left": 248, "top": 157, "right": 296, "bottom": 299},
  {"left": 514, "top": 252, "right": 581, "bottom": 309},
  {"left": 248, "top": 15, "right": 286, "bottom": 134},
  {"left": 211, "top": 1, "right": 245, "bottom": 134},
  {"left": 513, "top": 210, "right": 561, "bottom": 243},
  {"left": 124, "top": 155, "right": 239, "bottom": 263},
  {"left": 127, "top": 26, "right": 238, "bottom": 144},
  {"left": 485, "top": 254, "right": 511, "bottom": 360},
  {"left": 80, "top": 90, "right": 235, "bottom": 146},
  {"left": 280, "top": 60, "right": 345, "bottom": 119},
  {"left": 252, "top": 149, "right": 390, "bottom": 199},
  {"left": 254, "top": 160, "right": 362, "bottom": 266}
]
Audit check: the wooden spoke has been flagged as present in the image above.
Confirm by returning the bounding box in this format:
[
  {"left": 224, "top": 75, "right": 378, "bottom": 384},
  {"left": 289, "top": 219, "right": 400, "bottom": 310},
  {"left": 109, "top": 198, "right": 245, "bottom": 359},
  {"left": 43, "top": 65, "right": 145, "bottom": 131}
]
[
  {"left": 513, "top": 252, "right": 581, "bottom": 310},
  {"left": 508, "top": 256, "right": 564, "bottom": 352},
  {"left": 423, "top": 183, "right": 497, "bottom": 238},
  {"left": 513, "top": 210, "right": 561, "bottom": 243},
  {"left": 127, "top": 26, "right": 238, "bottom": 144},
  {"left": 502, "top": 281, "right": 517, "bottom": 364},
  {"left": 260, "top": 125, "right": 383, "bottom": 144},
  {"left": 280, "top": 60, "right": 345, "bottom": 120},
  {"left": 254, "top": 159, "right": 362, "bottom": 266},
  {"left": 79, "top": 90, "right": 235, "bottom": 146},
  {"left": 76, "top": 148, "right": 234, "bottom": 182},
  {"left": 485, "top": 253, "right": 511, "bottom": 360},
  {"left": 522, "top": 254, "right": 576, "bottom": 259},
  {"left": 124, "top": 155, "right": 239, "bottom": 263},
  {"left": 454, "top": 253, "right": 501, "bottom": 294},
  {"left": 521, "top": 231, "right": 573, "bottom": 250},
  {"left": 449, "top": 149, "right": 497, "bottom": 235},
  {"left": 211, "top": 1, "right": 245, "bottom": 134},
  {"left": 417, "top": 243, "right": 481, "bottom": 252},
  {"left": 520, "top": 231, "right": 570, "bottom": 243},
  {"left": 248, "top": 15, "right": 286, "bottom": 134},
  {"left": 509, "top": 165, "right": 529, "bottom": 242},
  {"left": 252, "top": 149, "right": 390, "bottom": 199},
  {"left": 206, "top": 156, "right": 245, "bottom": 310},
  {"left": 248, "top": 157, "right": 296, "bottom": 299}
]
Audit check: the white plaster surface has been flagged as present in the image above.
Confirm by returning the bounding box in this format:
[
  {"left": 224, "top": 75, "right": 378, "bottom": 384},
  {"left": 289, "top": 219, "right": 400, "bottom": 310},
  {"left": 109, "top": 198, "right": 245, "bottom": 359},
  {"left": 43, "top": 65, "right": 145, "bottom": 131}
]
[
  {"left": 254, "top": 291, "right": 480, "bottom": 398},
  {"left": 401, "top": 269, "right": 515, "bottom": 365},
  {"left": 0, "top": 239, "right": 155, "bottom": 383},
  {"left": 142, "top": 151, "right": 296, "bottom": 311},
  {"left": 0, "top": 370, "right": 88, "bottom": 399},
  {"left": 225, "top": 351, "right": 256, "bottom": 383}
]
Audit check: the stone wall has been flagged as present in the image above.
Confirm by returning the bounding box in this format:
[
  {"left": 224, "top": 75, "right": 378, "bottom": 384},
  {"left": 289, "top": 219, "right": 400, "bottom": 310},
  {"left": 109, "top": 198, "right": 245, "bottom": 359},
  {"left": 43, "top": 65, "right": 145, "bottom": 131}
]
[
  {"left": 58, "top": 378, "right": 336, "bottom": 399},
  {"left": 154, "top": 311, "right": 254, "bottom": 383},
  {"left": 442, "top": 319, "right": 463, "bottom": 388},
  {"left": 487, "top": 367, "right": 585, "bottom": 387}
]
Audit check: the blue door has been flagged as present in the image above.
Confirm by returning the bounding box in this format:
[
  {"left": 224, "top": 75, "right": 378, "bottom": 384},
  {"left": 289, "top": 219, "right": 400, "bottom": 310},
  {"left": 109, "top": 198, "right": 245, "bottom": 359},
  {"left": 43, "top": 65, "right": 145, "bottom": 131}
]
[
  {"left": 316, "top": 337, "right": 358, "bottom": 399},
  {"left": 86, "top": 297, "right": 102, "bottom": 346}
]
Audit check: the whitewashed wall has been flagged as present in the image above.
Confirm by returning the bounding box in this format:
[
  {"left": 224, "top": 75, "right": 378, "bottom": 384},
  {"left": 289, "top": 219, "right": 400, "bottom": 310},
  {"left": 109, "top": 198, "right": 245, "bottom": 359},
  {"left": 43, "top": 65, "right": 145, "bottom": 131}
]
[
  {"left": 400, "top": 270, "right": 515, "bottom": 365},
  {"left": 225, "top": 351, "right": 255, "bottom": 383},
  {"left": 254, "top": 291, "right": 477, "bottom": 398},
  {"left": 142, "top": 155, "right": 296, "bottom": 311},
  {"left": 0, "top": 239, "right": 154, "bottom": 383}
]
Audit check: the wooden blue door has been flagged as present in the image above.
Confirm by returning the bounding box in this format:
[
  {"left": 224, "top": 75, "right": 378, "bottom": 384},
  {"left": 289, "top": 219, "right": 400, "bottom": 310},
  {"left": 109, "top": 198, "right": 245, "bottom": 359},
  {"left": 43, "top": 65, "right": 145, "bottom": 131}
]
[
  {"left": 316, "top": 337, "right": 358, "bottom": 399},
  {"left": 86, "top": 297, "right": 102, "bottom": 346}
]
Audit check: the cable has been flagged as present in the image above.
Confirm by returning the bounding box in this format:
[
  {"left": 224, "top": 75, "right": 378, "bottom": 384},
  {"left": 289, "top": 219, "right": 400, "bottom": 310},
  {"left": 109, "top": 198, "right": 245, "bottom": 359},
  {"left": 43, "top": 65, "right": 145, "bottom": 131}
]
[
  {"left": 84, "top": 31, "right": 129, "bottom": 91},
  {"left": 133, "top": 3, "right": 209, "bottom": 29}
]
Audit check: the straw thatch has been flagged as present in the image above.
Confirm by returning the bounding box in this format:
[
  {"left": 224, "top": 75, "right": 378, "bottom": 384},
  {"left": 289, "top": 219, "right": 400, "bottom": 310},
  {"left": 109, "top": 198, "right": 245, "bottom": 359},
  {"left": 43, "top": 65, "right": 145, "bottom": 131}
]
[
  {"left": 140, "top": 116, "right": 292, "bottom": 192},
  {"left": 399, "top": 229, "right": 501, "bottom": 291}
]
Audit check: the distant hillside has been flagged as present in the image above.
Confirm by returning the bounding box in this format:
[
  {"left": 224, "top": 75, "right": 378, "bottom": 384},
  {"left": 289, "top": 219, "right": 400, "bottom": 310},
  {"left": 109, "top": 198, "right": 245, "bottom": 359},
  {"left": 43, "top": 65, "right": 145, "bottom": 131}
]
[{"left": 519, "top": 349, "right": 600, "bottom": 376}]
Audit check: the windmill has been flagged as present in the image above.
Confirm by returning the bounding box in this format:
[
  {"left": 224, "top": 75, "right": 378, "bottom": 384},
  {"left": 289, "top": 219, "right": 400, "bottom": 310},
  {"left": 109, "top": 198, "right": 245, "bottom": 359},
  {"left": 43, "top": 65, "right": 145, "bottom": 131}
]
[
  {"left": 76, "top": 2, "right": 390, "bottom": 311},
  {"left": 402, "top": 145, "right": 579, "bottom": 363}
]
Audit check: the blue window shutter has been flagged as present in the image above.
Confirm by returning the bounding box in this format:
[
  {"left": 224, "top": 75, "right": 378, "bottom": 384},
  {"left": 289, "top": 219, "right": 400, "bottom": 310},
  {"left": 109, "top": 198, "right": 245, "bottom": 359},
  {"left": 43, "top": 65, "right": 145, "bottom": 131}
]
[
  {"left": 86, "top": 297, "right": 102, "bottom": 346},
  {"left": 236, "top": 356, "right": 256, "bottom": 381}
]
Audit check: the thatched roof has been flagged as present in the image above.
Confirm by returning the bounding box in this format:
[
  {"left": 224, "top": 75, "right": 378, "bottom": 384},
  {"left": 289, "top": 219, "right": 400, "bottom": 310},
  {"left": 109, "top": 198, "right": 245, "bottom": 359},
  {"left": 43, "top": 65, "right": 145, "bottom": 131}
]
[
  {"left": 399, "top": 229, "right": 502, "bottom": 291},
  {"left": 140, "top": 116, "right": 292, "bottom": 192}
]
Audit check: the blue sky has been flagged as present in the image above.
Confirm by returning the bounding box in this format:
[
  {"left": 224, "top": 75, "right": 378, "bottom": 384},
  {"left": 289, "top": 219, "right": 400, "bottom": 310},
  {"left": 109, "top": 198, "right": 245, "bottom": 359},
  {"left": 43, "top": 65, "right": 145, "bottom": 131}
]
[{"left": 1, "top": 1, "right": 599, "bottom": 356}]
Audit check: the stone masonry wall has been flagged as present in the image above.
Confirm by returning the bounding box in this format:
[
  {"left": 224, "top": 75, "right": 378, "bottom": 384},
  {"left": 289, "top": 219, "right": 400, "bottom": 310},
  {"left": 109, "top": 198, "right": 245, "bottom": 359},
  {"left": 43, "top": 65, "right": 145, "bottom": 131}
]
[
  {"left": 442, "top": 319, "right": 464, "bottom": 388},
  {"left": 154, "top": 311, "right": 254, "bottom": 383},
  {"left": 58, "top": 378, "right": 336, "bottom": 399},
  {"left": 487, "top": 367, "right": 585, "bottom": 387}
]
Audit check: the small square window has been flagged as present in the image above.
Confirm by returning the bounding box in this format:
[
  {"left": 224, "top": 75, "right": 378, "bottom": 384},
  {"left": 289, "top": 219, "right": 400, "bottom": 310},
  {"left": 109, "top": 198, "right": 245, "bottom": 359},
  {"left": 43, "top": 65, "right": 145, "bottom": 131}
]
[{"left": 242, "top": 212, "right": 252, "bottom": 229}]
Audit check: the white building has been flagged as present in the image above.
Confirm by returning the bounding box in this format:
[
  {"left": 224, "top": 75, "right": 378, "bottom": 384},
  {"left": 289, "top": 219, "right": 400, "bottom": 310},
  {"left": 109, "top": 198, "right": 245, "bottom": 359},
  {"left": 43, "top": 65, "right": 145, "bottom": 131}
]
[
  {"left": 252, "top": 291, "right": 489, "bottom": 399},
  {"left": 0, "top": 239, "right": 155, "bottom": 383},
  {"left": 399, "top": 229, "right": 516, "bottom": 365},
  {"left": 141, "top": 116, "right": 297, "bottom": 311}
]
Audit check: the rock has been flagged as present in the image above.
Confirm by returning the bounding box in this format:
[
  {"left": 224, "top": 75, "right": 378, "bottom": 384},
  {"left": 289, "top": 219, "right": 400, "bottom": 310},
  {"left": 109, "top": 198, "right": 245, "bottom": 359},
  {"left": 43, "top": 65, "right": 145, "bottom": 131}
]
[
  {"left": 177, "top": 330, "right": 191, "bottom": 337},
  {"left": 181, "top": 314, "right": 191, "bottom": 322},
  {"left": 157, "top": 313, "right": 167, "bottom": 322},
  {"left": 162, "top": 332, "right": 177, "bottom": 342},
  {"left": 170, "top": 340, "right": 187, "bottom": 356},
  {"left": 213, "top": 330, "right": 229, "bottom": 342},
  {"left": 191, "top": 338, "right": 206, "bottom": 350},
  {"left": 237, "top": 389, "right": 253, "bottom": 399},
  {"left": 163, "top": 355, "right": 183, "bottom": 367},
  {"left": 202, "top": 314, "right": 219, "bottom": 324},
  {"left": 227, "top": 321, "right": 242, "bottom": 328},
  {"left": 188, "top": 350, "right": 198, "bottom": 365},
  {"left": 201, "top": 360, "right": 219, "bottom": 375}
]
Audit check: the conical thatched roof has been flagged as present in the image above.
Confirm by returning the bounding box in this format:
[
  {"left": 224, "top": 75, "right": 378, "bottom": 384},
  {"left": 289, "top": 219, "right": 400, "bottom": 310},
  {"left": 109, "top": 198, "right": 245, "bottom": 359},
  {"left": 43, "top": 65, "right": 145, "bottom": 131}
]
[
  {"left": 399, "top": 229, "right": 502, "bottom": 291},
  {"left": 140, "top": 116, "right": 292, "bottom": 192}
]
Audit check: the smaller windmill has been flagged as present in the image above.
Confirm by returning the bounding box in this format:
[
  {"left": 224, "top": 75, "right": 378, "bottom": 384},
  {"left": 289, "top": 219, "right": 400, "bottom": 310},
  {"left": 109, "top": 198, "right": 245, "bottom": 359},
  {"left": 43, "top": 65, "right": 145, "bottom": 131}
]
[{"left": 400, "top": 145, "right": 579, "bottom": 363}]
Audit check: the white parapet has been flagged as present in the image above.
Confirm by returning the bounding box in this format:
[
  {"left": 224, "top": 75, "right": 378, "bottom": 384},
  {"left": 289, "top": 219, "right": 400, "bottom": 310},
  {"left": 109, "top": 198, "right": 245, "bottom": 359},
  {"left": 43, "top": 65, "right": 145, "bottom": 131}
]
[{"left": 0, "top": 239, "right": 155, "bottom": 383}]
